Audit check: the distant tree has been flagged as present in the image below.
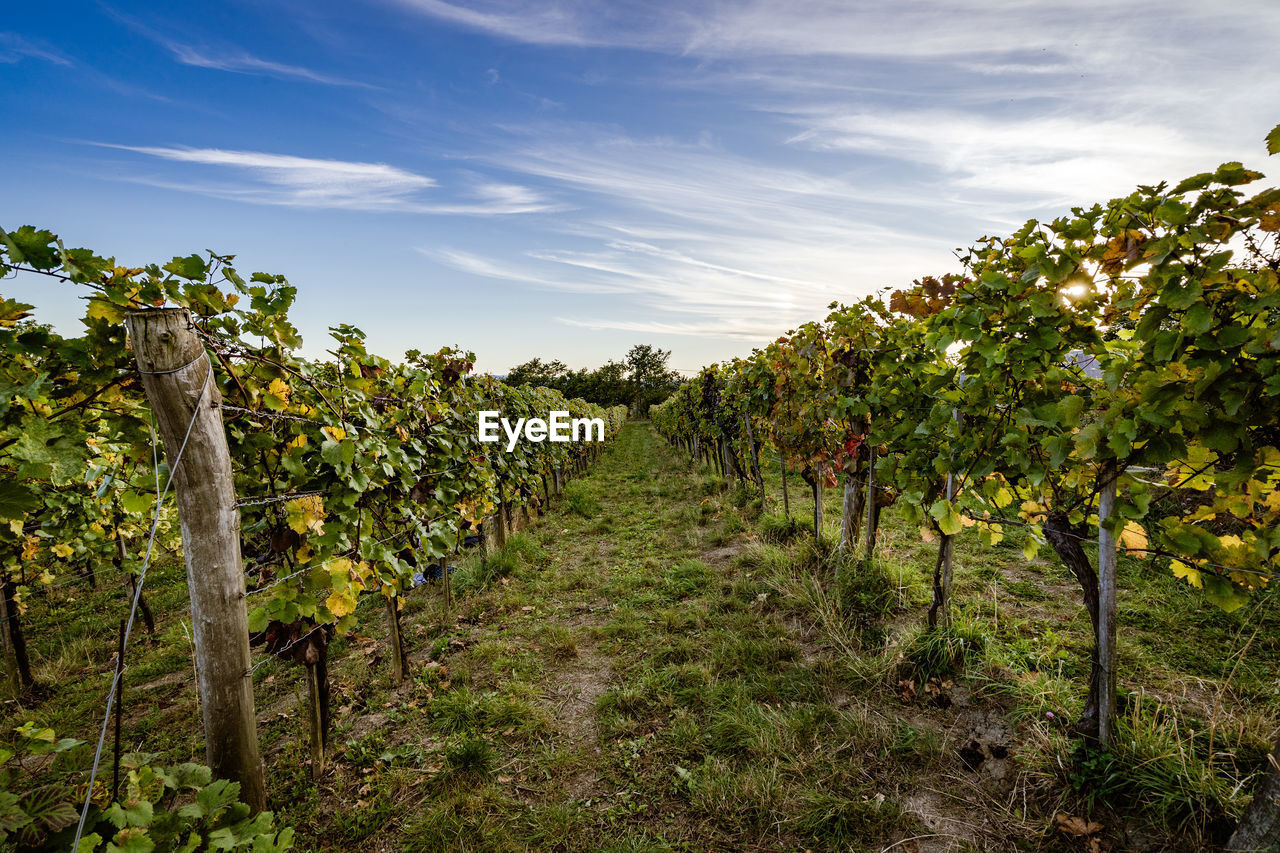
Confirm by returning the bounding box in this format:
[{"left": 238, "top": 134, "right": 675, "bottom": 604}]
[
  {"left": 505, "top": 347, "right": 677, "bottom": 413},
  {"left": 625, "top": 344, "right": 681, "bottom": 413},
  {"left": 506, "top": 357, "right": 568, "bottom": 387}
]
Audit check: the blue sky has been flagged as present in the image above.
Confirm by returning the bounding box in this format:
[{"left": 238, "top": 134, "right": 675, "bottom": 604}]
[{"left": 3, "top": 1, "right": 1278, "bottom": 373}]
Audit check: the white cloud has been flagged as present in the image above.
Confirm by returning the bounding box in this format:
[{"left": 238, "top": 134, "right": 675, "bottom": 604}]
[
  {"left": 0, "top": 32, "right": 72, "bottom": 65},
  {"left": 101, "top": 144, "right": 556, "bottom": 214},
  {"left": 167, "top": 45, "right": 378, "bottom": 88}
]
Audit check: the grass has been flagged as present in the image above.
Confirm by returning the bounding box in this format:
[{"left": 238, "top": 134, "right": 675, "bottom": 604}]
[{"left": 3, "top": 421, "right": 1276, "bottom": 852}]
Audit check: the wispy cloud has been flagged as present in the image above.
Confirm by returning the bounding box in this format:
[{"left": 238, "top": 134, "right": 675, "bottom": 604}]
[
  {"left": 0, "top": 32, "right": 72, "bottom": 66},
  {"left": 418, "top": 125, "right": 960, "bottom": 339},
  {"left": 395, "top": 1, "right": 1278, "bottom": 346},
  {"left": 777, "top": 109, "right": 1222, "bottom": 207},
  {"left": 100, "top": 6, "right": 376, "bottom": 88},
  {"left": 166, "top": 45, "right": 379, "bottom": 89},
  {"left": 100, "top": 144, "right": 556, "bottom": 214}
]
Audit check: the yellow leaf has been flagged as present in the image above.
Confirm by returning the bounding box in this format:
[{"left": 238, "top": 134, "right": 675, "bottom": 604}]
[
  {"left": 1172, "top": 562, "right": 1203, "bottom": 589},
  {"left": 981, "top": 522, "right": 1004, "bottom": 547},
  {"left": 1119, "top": 522, "right": 1149, "bottom": 558},
  {"left": 85, "top": 298, "right": 124, "bottom": 324},
  {"left": 322, "top": 426, "right": 346, "bottom": 442},
  {"left": 1217, "top": 534, "right": 1244, "bottom": 550},
  {"left": 285, "top": 495, "right": 325, "bottom": 535},
  {"left": 325, "top": 590, "right": 357, "bottom": 618},
  {"left": 288, "top": 434, "right": 307, "bottom": 450},
  {"left": 51, "top": 543, "right": 74, "bottom": 559},
  {"left": 268, "top": 377, "right": 290, "bottom": 404}
]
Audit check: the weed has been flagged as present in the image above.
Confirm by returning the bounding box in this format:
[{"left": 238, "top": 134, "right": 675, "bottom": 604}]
[{"left": 759, "top": 512, "right": 805, "bottom": 543}]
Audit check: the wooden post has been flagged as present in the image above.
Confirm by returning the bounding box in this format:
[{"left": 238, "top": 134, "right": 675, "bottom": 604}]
[
  {"left": 386, "top": 596, "right": 405, "bottom": 683},
  {"left": 0, "top": 571, "right": 31, "bottom": 692},
  {"left": 780, "top": 455, "right": 790, "bottom": 519},
  {"left": 440, "top": 556, "right": 451, "bottom": 610},
  {"left": 929, "top": 469, "right": 956, "bottom": 631},
  {"left": 864, "top": 445, "right": 878, "bottom": 561},
  {"left": 744, "top": 419, "right": 764, "bottom": 493},
  {"left": 499, "top": 480, "right": 512, "bottom": 539},
  {"left": 124, "top": 308, "right": 265, "bottom": 812},
  {"left": 839, "top": 469, "right": 860, "bottom": 554},
  {"left": 304, "top": 644, "right": 329, "bottom": 780},
  {"left": 812, "top": 463, "right": 823, "bottom": 542},
  {"left": 1097, "top": 468, "right": 1118, "bottom": 749}
]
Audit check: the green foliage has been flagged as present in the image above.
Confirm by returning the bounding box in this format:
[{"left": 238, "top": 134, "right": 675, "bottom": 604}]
[
  {"left": 652, "top": 140, "right": 1280, "bottom": 738},
  {"left": 0, "top": 723, "right": 292, "bottom": 851}
]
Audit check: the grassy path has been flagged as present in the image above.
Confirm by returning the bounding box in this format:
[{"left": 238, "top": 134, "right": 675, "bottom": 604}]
[{"left": 285, "top": 420, "right": 936, "bottom": 851}]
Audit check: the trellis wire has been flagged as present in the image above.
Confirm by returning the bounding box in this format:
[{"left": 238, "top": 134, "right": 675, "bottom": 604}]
[{"left": 72, "top": 368, "right": 210, "bottom": 850}]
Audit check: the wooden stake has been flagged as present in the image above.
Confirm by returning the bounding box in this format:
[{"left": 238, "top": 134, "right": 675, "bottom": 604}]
[
  {"left": 1097, "top": 467, "right": 1118, "bottom": 749},
  {"left": 0, "top": 572, "right": 30, "bottom": 692},
  {"left": 124, "top": 307, "right": 265, "bottom": 812},
  {"left": 929, "top": 469, "right": 956, "bottom": 631},
  {"left": 304, "top": 646, "right": 329, "bottom": 780},
  {"left": 386, "top": 595, "right": 405, "bottom": 683},
  {"left": 812, "top": 463, "right": 823, "bottom": 542},
  {"left": 864, "top": 445, "right": 878, "bottom": 562},
  {"left": 780, "top": 455, "right": 790, "bottom": 518}
]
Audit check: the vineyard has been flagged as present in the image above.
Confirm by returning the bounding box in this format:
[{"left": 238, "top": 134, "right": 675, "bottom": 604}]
[{"left": 0, "top": 140, "right": 1277, "bottom": 851}]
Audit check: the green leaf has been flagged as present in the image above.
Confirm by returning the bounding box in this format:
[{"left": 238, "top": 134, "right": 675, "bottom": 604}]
[
  {"left": 120, "top": 491, "right": 156, "bottom": 516},
  {"left": 1183, "top": 302, "right": 1212, "bottom": 336},
  {"left": 247, "top": 604, "right": 269, "bottom": 633},
  {"left": 928, "top": 499, "right": 962, "bottom": 536},
  {"left": 74, "top": 833, "right": 103, "bottom": 853},
  {"left": 0, "top": 480, "right": 38, "bottom": 521},
  {"left": 1202, "top": 573, "right": 1250, "bottom": 612},
  {"left": 1267, "top": 122, "right": 1280, "bottom": 156},
  {"left": 163, "top": 255, "right": 208, "bottom": 281},
  {"left": 106, "top": 829, "right": 156, "bottom": 853}
]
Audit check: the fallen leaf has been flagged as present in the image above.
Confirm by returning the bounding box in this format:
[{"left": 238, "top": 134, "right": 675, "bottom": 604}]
[{"left": 1055, "top": 813, "right": 1103, "bottom": 836}]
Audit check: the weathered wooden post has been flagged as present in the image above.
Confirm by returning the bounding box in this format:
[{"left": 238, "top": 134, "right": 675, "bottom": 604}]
[
  {"left": 744, "top": 419, "right": 764, "bottom": 494},
  {"left": 780, "top": 454, "right": 790, "bottom": 518},
  {"left": 386, "top": 595, "right": 406, "bottom": 683},
  {"left": 812, "top": 463, "right": 823, "bottom": 542},
  {"left": 124, "top": 307, "right": 266, "bottom": 812},
  {"left": 863, "top": 445, "right": 877, "bottom": 561},
  {"left": 929, "top": 467, "right": 956, "bottom": 630},
  {"left": 439, "top": 556, "right": 451, "bottom": 610},
  {"left": 1097, "top": 469, "right": 1118, "bottom": 748}
]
